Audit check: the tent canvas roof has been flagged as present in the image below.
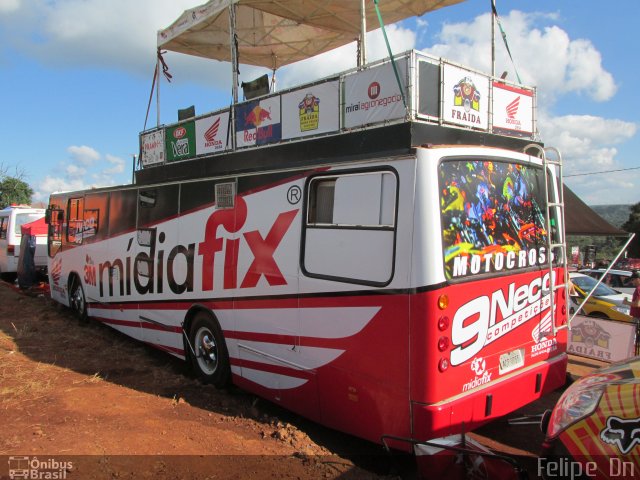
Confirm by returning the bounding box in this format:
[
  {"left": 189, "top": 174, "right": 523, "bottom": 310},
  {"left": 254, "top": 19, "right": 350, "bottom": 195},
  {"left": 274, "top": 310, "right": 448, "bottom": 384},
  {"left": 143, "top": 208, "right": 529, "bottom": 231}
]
[
  {"left": 158, "top": 0, "right": 467, "bottom": 68},
  {"left": 564, "top": 185, "right": 627, "bottom": 236}
]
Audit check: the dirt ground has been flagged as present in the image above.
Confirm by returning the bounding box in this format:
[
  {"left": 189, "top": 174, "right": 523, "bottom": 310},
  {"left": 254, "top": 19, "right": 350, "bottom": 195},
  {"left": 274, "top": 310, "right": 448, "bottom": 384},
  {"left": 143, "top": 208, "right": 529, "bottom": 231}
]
[{"left": 0, "top": 280, "right": 605, "bottom": 479}]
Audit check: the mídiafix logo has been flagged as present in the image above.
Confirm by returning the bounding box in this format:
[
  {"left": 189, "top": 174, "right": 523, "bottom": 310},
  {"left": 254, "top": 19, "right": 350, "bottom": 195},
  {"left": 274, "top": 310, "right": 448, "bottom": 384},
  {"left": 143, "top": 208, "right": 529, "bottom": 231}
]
[
  {"left": 94, "top": 196, "right": 298, "bottom": 298},
  {"left": 450, "top": 272, "right": 554, "bottom": 366}
]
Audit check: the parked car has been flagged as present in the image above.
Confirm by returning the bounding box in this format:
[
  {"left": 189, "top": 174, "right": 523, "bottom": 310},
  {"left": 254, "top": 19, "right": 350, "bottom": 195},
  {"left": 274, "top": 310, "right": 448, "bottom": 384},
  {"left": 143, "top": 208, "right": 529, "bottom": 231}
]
[
  {"left": 579, "top": 268, "right": 635, "bottom": 295},
  {"left": 0, "top": 205, "right": 46, "bottom": 281},
  {"left": 569, "top": 272, "right": 632, "bottom": 322},
  {"left": 540, "top": 356, "right": 640, "bottom": 480}
]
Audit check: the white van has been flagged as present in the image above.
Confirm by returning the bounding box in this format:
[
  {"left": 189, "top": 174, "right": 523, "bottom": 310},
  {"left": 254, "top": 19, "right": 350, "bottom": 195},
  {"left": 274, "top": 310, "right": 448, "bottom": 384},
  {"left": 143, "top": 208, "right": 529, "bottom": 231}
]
[{"left": 0, "top": 205, "right": 46, "bottom": 281}]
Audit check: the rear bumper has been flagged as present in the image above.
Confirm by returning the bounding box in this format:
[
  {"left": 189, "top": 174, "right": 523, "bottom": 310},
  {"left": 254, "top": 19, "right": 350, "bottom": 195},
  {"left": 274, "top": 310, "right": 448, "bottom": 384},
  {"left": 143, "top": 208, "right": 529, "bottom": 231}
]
[{"left": 412, "top": 354, "right": 567, "bottom": 439}]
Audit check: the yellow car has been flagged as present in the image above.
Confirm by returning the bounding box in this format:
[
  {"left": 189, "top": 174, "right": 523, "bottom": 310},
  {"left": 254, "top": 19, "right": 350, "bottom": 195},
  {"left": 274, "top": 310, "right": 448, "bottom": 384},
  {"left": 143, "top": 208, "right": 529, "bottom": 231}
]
[{"left": 569, "top": 273, "right": 633, "bottom": 322}]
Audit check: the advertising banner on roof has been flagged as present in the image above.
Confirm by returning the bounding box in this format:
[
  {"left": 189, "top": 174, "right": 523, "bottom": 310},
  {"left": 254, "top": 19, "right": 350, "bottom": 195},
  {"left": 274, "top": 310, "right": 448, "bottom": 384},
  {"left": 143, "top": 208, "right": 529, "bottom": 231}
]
[
  {"left": 343, "top": 58, "right": 408, "bottom": 129},
  {"left": 492, "top": 82, "right": 534, "bottom": 136},
  {"left": 196, "top": 111, "right": 231, "bottom": 155},
  {"left": 235, "top": 96, "right": 282, "bottom": 148},
  {"left": 282, "top": 80, "right": 339, "bottom": 140},
  {"left": 166, "top": 121, "right": 196, "bottom": 162},
  {"left": 442, "top": 64, "right": 489, "bottom": 130},
  {"left": 140, "top": 129, "right": 165, "bottom": 167}
]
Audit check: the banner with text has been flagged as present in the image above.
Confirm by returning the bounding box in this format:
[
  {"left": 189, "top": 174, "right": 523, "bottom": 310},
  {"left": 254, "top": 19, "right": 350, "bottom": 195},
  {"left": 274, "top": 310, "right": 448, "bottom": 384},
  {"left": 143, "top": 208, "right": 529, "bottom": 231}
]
[
  {"left": 140, "top": 129, "right": 165, "bottom": 167},
  {"left": 343, "top": 59, "right": 408, "bottom": 129},
  {"left": 166, "top": 121, "right": 196, "bottom": 162},
  {"left": 568, "top": 316, "right": 636, "bottom": 363},
  {"left": 282, "top": 81, "right": 340, "bottom": 140},
  {"left": 492, "top": 82, "right": 534, "bottom": 136},
  {"left": 442, "top": 64, "right": 489, "bottom": 130},
  {"left": 196, "top": 111, "right": 231, "bottom": 155},
  {"left": 235, "top": 96, "right": 282, "bottom": 148}
]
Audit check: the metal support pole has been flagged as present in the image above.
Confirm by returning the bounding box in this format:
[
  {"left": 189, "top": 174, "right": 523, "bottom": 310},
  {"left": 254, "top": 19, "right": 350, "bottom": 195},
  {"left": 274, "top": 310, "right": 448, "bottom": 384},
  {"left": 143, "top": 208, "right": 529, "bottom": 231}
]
[
  {"left": 229, "top": 3, "right": 239, "bottom": 105},
  {"left": 491, "top": 0, "right": 496, "bottom": 78},
  {"left": 359, "top": 0, "right": 367, "bottom": 68}
]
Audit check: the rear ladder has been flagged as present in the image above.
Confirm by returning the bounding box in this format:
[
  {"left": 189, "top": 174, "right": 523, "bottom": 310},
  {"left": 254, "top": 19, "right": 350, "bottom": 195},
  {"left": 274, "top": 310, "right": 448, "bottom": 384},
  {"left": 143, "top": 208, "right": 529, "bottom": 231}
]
[{"left": 525, "top": 144, "right": 568, "bottom": 336}]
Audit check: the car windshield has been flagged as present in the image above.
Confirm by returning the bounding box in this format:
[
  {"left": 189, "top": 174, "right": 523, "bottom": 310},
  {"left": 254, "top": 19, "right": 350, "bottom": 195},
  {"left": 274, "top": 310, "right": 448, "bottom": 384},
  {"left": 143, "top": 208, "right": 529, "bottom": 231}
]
[{"left": 572, "top": 275, "right": 620, "bottom": 297}]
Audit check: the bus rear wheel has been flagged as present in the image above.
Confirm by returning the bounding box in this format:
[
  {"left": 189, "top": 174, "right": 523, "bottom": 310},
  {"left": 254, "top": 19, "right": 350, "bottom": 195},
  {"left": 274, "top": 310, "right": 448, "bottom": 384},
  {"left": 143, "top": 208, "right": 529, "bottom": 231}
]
[
  {"left": 68, "top": 275, "right": 88, "bottom": 322},
  {"left": 189, "top": 312, "right": 230, "bottom": 388}
]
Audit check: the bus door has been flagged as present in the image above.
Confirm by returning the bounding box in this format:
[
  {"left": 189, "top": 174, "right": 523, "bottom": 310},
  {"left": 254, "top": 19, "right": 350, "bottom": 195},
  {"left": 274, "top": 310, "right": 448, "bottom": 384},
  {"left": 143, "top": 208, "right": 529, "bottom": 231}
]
[{"left": 135, "top": 185, "right": 182, "bottom": 351}]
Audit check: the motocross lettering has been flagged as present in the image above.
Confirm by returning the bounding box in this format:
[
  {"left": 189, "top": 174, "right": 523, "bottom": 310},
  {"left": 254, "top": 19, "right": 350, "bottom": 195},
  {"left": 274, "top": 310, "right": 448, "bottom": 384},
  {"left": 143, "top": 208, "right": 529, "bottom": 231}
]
[{"left": 450, "top": 272, "right": 554, "bottom": 366}]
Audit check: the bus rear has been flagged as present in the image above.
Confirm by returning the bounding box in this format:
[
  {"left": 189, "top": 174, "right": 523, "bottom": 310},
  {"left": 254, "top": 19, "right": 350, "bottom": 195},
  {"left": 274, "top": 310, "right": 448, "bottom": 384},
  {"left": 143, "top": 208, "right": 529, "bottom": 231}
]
[{"left": 409, "top": 146, "right": 568, "bottom": 440}]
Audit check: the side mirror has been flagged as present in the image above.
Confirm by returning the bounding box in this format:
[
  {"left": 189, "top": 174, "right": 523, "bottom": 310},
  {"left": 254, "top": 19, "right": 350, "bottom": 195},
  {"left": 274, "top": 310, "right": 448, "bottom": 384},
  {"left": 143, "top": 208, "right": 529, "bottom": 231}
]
[{"left": 45, "top": 208, "right": 51, "bottom": 225}]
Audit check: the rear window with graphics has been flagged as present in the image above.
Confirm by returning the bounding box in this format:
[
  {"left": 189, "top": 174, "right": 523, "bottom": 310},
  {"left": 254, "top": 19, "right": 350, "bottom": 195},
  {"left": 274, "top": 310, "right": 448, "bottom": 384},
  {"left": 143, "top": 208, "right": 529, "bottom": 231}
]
[{"left": 439, "top": 158, "right": 550, "bottom": 280}]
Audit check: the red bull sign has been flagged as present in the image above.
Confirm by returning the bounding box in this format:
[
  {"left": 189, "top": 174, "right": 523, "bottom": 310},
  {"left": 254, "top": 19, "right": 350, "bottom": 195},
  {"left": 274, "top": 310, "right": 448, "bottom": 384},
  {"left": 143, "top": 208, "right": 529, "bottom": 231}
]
[{"left": 235, "top": 96, "right": 281, "bottom": 148}]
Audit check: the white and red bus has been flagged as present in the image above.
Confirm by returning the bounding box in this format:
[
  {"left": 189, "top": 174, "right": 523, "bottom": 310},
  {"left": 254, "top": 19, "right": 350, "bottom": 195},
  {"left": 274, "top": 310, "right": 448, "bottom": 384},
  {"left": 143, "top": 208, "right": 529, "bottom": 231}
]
[
  {"left": 46, "top": 4, "right": 569, "bottom": 448},
  {"left": 46, "top": 128, "right": 568, "bottom": 449}
]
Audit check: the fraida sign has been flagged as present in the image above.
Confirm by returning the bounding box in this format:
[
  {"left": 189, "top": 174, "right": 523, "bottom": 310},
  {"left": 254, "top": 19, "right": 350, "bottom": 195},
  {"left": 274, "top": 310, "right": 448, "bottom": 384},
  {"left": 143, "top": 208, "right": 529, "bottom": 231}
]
[{"left": 442, "top": 63, "right": 489, "bottom": 130}]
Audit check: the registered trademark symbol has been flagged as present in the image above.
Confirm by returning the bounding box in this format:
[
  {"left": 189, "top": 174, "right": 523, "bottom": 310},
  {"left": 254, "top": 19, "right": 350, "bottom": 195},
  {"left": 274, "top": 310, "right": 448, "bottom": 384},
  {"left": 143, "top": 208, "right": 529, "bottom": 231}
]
[{"left": 287, "top": 185, "right": 302, "bottom": 205}]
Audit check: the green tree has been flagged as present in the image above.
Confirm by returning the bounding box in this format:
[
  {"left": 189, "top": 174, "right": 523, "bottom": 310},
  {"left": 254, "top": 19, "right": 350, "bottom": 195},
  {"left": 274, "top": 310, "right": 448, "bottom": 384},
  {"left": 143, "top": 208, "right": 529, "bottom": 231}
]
[
  {"left": 0, "top": 175, "right": 34, "bottom": 209},
  {"left": 622, "top": 202, "right": 640, "bottom": 258}
]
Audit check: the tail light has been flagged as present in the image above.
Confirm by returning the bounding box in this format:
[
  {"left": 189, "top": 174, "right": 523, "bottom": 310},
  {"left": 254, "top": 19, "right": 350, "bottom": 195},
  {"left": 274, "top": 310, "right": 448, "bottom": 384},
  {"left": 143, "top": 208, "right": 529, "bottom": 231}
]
[{"left": 7, "top": 245, "right": 15, "bottom": 255}]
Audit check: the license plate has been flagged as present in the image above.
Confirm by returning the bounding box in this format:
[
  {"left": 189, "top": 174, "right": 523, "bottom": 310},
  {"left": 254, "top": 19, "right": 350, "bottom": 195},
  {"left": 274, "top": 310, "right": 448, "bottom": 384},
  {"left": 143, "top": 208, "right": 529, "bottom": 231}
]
[{"left": 499, "top": 348, "right": 525, "bottom": 375}]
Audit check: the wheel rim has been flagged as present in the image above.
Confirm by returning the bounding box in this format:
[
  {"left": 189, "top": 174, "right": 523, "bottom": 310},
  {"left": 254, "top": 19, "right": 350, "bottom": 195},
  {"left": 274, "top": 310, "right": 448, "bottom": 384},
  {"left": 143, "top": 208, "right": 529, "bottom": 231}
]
[
  {"left": 71, "top": 282, "right": 85, "bottom": 315},
  {"left": 195, "top": 327, "right": 218, "bottom": 375}
]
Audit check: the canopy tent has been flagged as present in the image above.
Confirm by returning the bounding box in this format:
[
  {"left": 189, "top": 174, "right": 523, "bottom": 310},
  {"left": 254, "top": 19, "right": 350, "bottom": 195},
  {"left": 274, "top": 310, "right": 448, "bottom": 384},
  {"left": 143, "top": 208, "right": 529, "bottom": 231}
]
[
  {"left": 564, "top": 185, "right": 627, "bottom": 236},
  {"left": 157, "top": 0, "right": 467, "bottom": 69},
  {"left": 20, "top": 216, "right": 47, "bottom": 236}
]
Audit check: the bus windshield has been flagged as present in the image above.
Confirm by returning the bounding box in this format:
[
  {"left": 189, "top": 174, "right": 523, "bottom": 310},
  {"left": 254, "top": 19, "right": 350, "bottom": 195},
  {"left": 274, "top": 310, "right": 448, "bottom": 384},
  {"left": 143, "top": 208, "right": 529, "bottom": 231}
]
[{"left": 439, "top": 158, "right": 549, "bottom": 280}]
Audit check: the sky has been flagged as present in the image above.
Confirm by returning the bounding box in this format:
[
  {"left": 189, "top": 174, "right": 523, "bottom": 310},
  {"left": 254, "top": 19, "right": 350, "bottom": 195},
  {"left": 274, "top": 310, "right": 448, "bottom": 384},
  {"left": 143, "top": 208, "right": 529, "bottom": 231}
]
[{"left": 0, "top": 0, "right": 638, "bottom": 206}]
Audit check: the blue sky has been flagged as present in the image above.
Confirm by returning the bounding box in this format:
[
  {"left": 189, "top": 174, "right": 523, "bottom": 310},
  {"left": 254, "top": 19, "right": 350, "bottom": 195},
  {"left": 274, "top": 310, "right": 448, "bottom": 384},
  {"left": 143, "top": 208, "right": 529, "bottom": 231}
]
[{"left": 1, "top": 0, "right": 638, "bottom": 206}]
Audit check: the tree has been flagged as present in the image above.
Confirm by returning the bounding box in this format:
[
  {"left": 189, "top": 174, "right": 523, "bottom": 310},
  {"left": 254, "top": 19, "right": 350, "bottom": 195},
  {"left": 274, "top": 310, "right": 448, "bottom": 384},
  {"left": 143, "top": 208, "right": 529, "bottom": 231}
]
[
  {"left": 0, "top": 175, "right": 34, "bottom": 209},
  {"left": 622, "top": 202, "right": 640, "bottom": 258}
]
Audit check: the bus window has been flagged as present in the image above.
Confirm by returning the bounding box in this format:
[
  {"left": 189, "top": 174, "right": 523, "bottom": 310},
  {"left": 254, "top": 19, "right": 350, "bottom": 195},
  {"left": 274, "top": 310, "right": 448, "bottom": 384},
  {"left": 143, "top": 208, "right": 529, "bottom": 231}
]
[
  {"left": 48, "top": 208, "right": 64, "bottom": 257},
  {"left": 66, "top": 197, "right": 85, "bottom": 245},
  {"left": 109, "top": 189, "right": 137, "bottom": 237},
  {"left": 83, "top": 192, "right": 109, "bottom": 243},
  {"left": 138, "top": 184, "right": 179, "bottom": 228},
  {"left": 439, "top": 159, "right": 549, "bottom": 280},
  {"left": 303, "top": 170, "right": 397, "bottom": 286}
]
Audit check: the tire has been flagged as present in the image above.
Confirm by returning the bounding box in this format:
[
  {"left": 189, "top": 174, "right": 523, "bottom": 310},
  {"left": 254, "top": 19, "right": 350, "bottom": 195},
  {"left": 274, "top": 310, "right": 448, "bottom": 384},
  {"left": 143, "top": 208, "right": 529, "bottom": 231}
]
[
  {"left": 0, "top": 271, "right": 17, "bottom": 283},
  {"left": 189, "top": 311, "right": 231, "bottom": 388},
  {"left": 68, "top": 274, "right": 88, "bottom": 322}
]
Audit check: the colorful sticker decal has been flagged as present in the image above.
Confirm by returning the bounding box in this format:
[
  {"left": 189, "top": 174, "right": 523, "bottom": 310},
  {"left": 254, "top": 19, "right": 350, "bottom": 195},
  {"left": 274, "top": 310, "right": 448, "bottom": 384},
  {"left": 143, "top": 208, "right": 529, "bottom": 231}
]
[{"left": 439, "top": 160, "right": 548, "bottom": 279}]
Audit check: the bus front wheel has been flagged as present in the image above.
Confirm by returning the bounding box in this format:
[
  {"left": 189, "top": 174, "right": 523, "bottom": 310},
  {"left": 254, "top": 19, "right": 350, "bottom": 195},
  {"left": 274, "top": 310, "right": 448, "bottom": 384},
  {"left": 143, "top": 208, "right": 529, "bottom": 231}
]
[
  {"left": 68, "top": 275, "right": 88, "bottom": 322},
  {"left": 189, "top": 312, "right": 230, "bottom": 388}
]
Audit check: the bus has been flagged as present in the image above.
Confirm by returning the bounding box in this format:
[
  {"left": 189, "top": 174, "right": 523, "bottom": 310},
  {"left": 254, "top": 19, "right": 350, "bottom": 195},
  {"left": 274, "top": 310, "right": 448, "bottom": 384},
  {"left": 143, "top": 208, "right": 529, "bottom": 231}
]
[{"left": 45, "top": 1, "right": 568, "bottom": 455}]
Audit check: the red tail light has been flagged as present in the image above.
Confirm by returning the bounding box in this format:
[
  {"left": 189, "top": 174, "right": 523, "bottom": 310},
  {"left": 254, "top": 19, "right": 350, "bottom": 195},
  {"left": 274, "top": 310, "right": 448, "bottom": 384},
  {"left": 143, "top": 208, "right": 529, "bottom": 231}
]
[{"left": 7, "top": 245, "right": 15, "bottom": 255}]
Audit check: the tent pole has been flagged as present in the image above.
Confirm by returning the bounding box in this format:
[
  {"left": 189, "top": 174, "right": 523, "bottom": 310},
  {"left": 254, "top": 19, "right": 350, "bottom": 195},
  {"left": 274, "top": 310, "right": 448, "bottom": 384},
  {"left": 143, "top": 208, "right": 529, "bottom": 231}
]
[
  {"left": 229, "top": 2, "right": 239, "bottom": 104},
  {"left": 156, "top": 53, "right": 161, "bottom": 127},
  {"left": 491, "top": 0, "right": 496, "bottom": 78},
  {"left": 359, "top": 0, "right": 367, "bottom": 67}
]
